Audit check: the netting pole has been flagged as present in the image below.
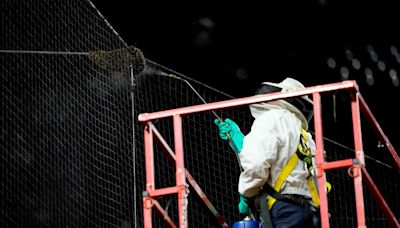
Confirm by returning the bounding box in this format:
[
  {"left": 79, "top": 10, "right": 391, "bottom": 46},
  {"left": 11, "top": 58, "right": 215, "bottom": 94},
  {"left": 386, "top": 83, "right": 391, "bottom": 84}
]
[
  {"left": 173, "top": 114, "right": 188, "bottom": 228},
  {"left": 313, "top": 92, "right": 330, "bottom": 228},
  {"left": 351, "top": 93, "right": 366, "bottom": 228}
]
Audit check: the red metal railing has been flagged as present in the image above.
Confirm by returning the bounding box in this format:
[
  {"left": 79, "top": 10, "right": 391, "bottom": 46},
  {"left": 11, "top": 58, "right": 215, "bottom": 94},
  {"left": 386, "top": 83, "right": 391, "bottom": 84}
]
[{"left": 138, "top": 80, "right": 400, "bottom": 228}]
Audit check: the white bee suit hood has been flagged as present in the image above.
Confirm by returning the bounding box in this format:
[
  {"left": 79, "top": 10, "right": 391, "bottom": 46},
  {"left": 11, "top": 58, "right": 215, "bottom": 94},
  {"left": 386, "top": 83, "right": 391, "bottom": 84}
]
[{"left": 249, "top": 100, "right": 309, "bottom": 130}]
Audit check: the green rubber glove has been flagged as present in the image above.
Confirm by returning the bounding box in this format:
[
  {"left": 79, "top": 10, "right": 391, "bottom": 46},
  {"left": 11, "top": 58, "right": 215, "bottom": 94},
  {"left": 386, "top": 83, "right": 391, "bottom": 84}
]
[
  {"left": 214, "top": 118, "right": 244, "bottom": 153},
  {"left": 238, "top": 193, "right": 252, "bottom": 217}
]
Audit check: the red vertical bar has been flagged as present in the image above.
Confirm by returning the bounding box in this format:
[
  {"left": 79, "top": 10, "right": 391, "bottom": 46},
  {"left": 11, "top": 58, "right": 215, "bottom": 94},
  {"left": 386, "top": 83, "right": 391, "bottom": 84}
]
[
  {"left": 143, "top": 196, "right": 153, "bottom": 228},
  {"left": 313, "top": 92, "right": 330, "bottom": 228},
  {"left": 143, "top": 123, "right": 155, "bottom": 228},
  {"left": 351, "top": 94, "right": 366, "bottom": 228},
  {"left": 174, "top": 115, "right": 188, "bottom": 228}
]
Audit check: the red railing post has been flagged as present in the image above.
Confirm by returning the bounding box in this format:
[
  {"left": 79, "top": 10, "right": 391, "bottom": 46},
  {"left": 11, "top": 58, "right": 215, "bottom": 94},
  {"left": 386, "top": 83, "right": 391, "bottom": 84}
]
[
  {"left": 313, "top": 92, "right": 330, "bottom": 228},
  {"left": 351, "top": 93, "right": 366, "bottom": 228},
  {"left": 173, "top": 114, "right": 188, "bottom": 228},
  {"left": 143, "top": 123, "right": 155, "bottom": 228}
]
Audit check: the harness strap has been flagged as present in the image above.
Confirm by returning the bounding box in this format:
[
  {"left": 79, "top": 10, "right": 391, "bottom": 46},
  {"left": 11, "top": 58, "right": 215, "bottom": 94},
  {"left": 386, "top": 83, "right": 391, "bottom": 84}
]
[
  {"left": 267, "top": 128, "right": 321, "bottom": 210},
  {"left": 298, "top": 128, "right": 321, "bottom": 207},
  {"left": 267, "top": 152, "right": 299, "bottom": 209},
  {"left": 307, "top": 176, "right": 320, "bottom": 207}
]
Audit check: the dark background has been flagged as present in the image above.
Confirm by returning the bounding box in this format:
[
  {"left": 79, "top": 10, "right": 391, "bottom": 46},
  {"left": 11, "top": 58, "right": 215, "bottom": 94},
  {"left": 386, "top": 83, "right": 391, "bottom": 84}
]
[{"left": 91, "top": 0, "right": 400, "bottom": 150}]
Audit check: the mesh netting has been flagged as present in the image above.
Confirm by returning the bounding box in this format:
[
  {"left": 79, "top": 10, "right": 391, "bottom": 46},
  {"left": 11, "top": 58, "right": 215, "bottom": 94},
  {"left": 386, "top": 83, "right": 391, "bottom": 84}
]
[
  {"left": 1, "top": 0, "right": 134, "bottom": 227},
  {"left": 1, "top": 0, "right": 399, "bottom": 227}
]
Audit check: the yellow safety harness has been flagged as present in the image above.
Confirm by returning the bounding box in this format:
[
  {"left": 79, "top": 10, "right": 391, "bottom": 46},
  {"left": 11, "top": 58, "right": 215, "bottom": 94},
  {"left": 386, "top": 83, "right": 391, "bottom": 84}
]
[{"left": 267, "top": 128, "right": 331, "bottom": 210}]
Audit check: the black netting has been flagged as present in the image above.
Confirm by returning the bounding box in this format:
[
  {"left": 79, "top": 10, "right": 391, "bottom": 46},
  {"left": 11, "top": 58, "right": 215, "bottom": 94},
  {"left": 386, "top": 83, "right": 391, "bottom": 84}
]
[
  {"left": 1, "top": 0, "right": 134, "bottom": 227},
  {"left": 1, "top": 0, "right": 399, "bottom": 227}
]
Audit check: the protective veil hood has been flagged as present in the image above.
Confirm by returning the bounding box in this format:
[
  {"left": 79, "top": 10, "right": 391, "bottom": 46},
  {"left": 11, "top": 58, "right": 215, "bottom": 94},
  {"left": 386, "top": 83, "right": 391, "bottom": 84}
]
[
  {"left": 250, "top": 101, "right": 310, "bottom": 130},
  {"left": 250, "top": 77, "right": 313, "bottom": 129}
]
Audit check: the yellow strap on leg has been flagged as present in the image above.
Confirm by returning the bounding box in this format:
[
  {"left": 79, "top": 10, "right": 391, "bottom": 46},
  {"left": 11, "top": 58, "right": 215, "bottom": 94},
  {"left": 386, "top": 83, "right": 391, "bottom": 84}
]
[{"left": 267, "top": 153, "right": 298, "bottom": 209}]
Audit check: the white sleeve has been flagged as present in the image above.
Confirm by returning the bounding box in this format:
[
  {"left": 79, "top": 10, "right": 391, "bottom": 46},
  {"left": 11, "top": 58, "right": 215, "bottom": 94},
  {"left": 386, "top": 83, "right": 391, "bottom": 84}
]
[{"left": 238, "top": 114, "right": 280, "bottom": 198}]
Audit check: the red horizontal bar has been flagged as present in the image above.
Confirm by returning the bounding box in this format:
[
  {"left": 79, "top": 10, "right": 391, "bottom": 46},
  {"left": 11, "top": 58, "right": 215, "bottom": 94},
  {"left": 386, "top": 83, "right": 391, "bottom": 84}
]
[
  {"left": 322, "top": 159, "right": 355, "bottom": 170},
  {"left": 138, "top": 80, "right": 358, "bottom": 122},
  {"left": 149, "top": 186, "right": 178, "bottom": 197}
]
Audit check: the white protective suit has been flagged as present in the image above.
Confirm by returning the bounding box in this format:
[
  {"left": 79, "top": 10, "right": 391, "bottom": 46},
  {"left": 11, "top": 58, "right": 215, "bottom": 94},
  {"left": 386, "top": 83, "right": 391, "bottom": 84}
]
[{"left": 238, "top": 100, "right": 316, "bottom": 199}]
